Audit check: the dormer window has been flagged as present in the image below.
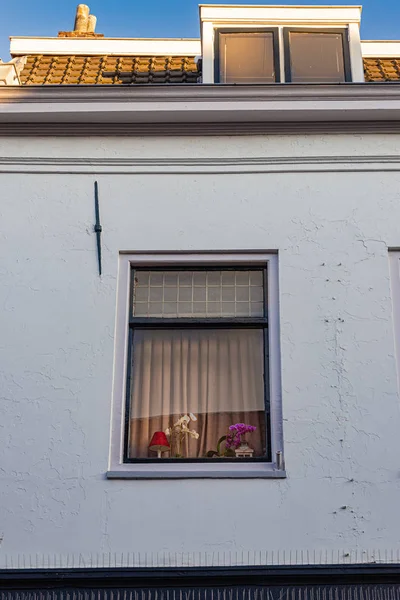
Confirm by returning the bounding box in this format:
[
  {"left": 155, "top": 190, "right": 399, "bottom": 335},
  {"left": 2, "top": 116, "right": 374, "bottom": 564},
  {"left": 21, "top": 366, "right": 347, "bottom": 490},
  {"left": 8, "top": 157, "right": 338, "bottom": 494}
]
[
  {"left": 200, "top": 5, "right": 364, "bottom": 85},
  {"left": 217, "top": 29, "right": 280, "bottom": 83},
  {"left": 284, "top": 29, "right": 350, "bottom": 83},
  {"left": 215, "top": 27, "right": 350, "bottom": 84}
]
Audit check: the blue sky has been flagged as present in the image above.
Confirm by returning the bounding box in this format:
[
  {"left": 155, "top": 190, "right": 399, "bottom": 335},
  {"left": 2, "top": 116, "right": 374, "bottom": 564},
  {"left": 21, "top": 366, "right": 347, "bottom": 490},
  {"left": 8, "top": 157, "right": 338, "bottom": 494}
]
[{"left": 1, "top": 0, "right": 400, "bottom": 61}]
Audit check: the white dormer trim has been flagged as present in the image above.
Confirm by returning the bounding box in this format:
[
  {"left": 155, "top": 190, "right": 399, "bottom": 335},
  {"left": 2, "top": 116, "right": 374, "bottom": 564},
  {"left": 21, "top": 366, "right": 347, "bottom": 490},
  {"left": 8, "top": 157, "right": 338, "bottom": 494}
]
[
  {"left": 199, "top": 5, "right": 363, "bottom": 25},
  {"left": 10, "top": 37, "right": 202, "bottom": 58},
  {"left": 200, "top": 4, "right": 364, "bottom": 83},
  {"left": 361, "top": 41, "right": 400, "bottom": 58}
]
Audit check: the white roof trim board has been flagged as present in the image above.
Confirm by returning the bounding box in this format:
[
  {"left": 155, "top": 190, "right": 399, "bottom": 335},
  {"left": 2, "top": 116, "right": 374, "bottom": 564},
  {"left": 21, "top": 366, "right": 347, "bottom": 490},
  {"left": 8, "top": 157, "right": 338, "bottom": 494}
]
[
  {"left": 10, "top": 37, "right": 202, "bottom": 57},
  {"left": 361, "top": 41, "right": 400, "bottom": 58}
]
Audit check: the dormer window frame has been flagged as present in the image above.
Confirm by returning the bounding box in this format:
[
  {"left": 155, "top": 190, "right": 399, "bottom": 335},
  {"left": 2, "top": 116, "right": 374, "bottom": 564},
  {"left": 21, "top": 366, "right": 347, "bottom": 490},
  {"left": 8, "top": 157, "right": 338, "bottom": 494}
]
[
  {"left": 283, "top": 27, "right": 352, "bottom": 83},
  {"left": 213, "top": 24, "right": 353, "bottom": 85},
  {"left": 214, "top": 27, "right": 281, "bottom": 84},
  {"left": 200, "top": 5, "right": 364, "bottom": 84}
]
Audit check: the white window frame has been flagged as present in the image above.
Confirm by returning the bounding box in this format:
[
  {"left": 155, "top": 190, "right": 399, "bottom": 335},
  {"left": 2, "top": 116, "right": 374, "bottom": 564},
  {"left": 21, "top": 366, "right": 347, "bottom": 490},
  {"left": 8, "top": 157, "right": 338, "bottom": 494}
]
[{"left": 107, "top": 252, "right": 285, "bottom": 479}]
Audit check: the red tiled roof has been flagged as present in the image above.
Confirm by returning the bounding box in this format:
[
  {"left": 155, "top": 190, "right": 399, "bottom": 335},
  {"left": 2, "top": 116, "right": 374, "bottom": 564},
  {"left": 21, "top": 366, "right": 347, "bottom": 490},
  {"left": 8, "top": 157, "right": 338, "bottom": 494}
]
[
  {"left": 19, "top": 54, "right": 400, "bottom": 85},
  {"left": 364, "top": 58, "right": 400, "bottom": 82},
  {"left": 19, "top": 55, "right": 199, "bottom": 85}
]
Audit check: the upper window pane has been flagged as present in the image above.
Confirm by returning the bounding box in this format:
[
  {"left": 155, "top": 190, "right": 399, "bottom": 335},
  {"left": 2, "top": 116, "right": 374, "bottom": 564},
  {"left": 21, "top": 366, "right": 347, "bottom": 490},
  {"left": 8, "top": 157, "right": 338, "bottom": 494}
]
[
  {"left": 288, "top": 31, "right": 346, "bottom": 83},
  {"left": 219, "top": 32, "right": 276, "bottom": 84},
  {"left": 133, "top": 269, "right": 264, "bottom": 318}
]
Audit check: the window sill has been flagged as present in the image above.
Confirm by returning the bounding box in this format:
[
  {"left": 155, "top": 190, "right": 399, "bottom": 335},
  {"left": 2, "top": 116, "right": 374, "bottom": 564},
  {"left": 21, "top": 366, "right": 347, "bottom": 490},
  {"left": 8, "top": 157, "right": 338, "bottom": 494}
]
[{"left": 106, "top": 464, "right": 286, "bottom": 479}]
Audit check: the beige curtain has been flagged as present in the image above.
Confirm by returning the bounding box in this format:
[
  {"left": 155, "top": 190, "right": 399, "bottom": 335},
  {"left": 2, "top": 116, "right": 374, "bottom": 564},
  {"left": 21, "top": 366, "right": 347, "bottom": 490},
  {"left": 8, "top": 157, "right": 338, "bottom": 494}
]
[{"left": 128, "top": 328, "right": 267, "bottom": 458}]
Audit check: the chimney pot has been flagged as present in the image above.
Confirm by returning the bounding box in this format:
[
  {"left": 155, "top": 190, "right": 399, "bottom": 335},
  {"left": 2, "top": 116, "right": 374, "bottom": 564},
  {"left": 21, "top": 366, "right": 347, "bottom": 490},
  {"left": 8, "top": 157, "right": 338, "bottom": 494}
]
[
  {"left": 86, "top": 14, "right": 97, "bottom": 33},
  {"left": 74, "top": 4, "right": 90, "bottom": 33}
]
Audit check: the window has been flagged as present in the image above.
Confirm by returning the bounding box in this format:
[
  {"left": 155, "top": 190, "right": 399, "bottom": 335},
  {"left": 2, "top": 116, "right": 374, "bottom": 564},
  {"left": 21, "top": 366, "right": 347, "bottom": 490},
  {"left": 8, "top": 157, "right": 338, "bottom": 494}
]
[
  {"left": 126, "top": 267, "right": 268, "bottom": 461},
  {"left": 109, "top": 253, "right": 283, "bottom": 479},
  {"left": 214, "top": 27, "right": 351, "bottom": 84},
  {"left": 283, "top": 29, "right": 350, "bottom": 83},
  {"left": 215, "top": 29, "right": 280, "bottom": 84}
]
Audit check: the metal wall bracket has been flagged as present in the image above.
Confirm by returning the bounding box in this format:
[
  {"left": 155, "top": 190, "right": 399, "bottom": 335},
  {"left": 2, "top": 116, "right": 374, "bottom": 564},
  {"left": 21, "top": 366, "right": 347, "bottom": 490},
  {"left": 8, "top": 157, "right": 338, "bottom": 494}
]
[{"left": 94, "top": 181, "right": 102, "bottom": 276}]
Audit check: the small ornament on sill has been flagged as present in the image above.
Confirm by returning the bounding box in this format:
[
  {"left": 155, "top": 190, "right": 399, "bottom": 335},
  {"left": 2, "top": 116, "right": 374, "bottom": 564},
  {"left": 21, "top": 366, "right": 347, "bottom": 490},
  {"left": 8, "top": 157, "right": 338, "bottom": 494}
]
[
  {"left": 235, "top": 441, "right": 254, "bottom": 458},
  {"left": 149, "top": 431, "right": 170, "bottom": 458}
]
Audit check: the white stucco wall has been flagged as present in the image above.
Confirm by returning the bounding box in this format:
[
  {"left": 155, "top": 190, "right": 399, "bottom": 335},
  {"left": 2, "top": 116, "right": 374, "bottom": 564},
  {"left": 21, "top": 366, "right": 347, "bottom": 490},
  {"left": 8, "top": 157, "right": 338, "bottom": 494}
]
[{"left": 1, "top": 133, "right": 400, "bottom": 566}]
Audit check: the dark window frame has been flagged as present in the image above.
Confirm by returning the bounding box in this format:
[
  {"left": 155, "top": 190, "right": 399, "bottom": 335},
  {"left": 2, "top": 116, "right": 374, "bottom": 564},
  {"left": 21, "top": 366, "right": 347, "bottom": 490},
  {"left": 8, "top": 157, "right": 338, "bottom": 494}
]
[
  {"left": 214, "top": 28, "right": 281, "bottom": 84},
  {"left": 283, "top": 27, "right": 352, "bottom": 83},
  {"left": 123, "top": 264, "right": 272, "bottom": 464}
]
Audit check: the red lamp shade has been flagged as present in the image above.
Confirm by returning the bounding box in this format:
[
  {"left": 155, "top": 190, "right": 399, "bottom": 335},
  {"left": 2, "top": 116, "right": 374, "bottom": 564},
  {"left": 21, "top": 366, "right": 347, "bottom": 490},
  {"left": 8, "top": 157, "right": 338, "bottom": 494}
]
[{"left": 149, "top": 431, "right": 170, "bottom": 455}]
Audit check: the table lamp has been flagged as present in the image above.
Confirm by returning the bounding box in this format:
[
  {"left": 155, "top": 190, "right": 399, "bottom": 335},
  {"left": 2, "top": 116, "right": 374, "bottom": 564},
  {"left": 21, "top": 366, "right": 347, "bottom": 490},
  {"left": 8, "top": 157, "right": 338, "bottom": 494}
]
[{"left": 149, "top": 431, "right": 170, "bottom": 458}]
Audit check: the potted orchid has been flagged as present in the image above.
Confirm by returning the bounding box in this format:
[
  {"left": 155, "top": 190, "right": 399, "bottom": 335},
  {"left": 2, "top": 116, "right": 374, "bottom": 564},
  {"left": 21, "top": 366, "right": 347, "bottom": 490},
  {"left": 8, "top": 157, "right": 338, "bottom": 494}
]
[
  {"left": 206, "top": 423, "right": 256, "bottom": 458},
  {"left": 226, "top": 423, "right": 256, "bottom": 453},
  {"left": 165, "top": 413, "right": 199, "bottom": 458}
]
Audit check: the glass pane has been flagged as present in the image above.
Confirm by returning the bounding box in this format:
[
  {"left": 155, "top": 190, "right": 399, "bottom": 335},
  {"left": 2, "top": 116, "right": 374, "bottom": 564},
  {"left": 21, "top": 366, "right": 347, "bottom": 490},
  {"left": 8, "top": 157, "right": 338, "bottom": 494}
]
[
  {"left": 219, "top": 32, "right": 276, "bottom": 84},
  {"left": 132, "top": 269, "right": 265, "bottom": 318},
  {"left": 127, "top": 328, "right": 267, "bottom": 459},
  {"left": 289, "top": 31, "right": 346, "bottom": 83}
]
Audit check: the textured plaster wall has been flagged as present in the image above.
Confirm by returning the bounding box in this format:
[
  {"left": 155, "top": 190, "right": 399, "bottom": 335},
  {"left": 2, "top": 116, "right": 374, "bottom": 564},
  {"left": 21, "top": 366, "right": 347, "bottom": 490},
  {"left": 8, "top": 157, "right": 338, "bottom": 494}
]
[{"left": 1, "top": 134, "right": 400, "bottom": 564}]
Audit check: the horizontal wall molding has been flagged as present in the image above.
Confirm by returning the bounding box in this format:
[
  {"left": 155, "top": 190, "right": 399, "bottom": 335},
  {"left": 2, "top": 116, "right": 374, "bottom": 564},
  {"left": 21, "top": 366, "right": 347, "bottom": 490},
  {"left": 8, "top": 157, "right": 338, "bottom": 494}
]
[
  {"left": 2, "top": 154, "right": 400, "bottom": 175},
  {"left": 2, "top": 121, "right": 400, "bottom": 137},
  {"left": 1, "top": 551, "right": 400, "bottom": 571}
]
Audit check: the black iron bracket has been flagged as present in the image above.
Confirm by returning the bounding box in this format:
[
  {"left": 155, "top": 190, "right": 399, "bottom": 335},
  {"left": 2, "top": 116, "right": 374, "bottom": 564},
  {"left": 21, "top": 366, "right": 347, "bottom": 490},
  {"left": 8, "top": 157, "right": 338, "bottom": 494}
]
[{"left": 94, "top": 181, "right": 102, "bottom": 276}]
